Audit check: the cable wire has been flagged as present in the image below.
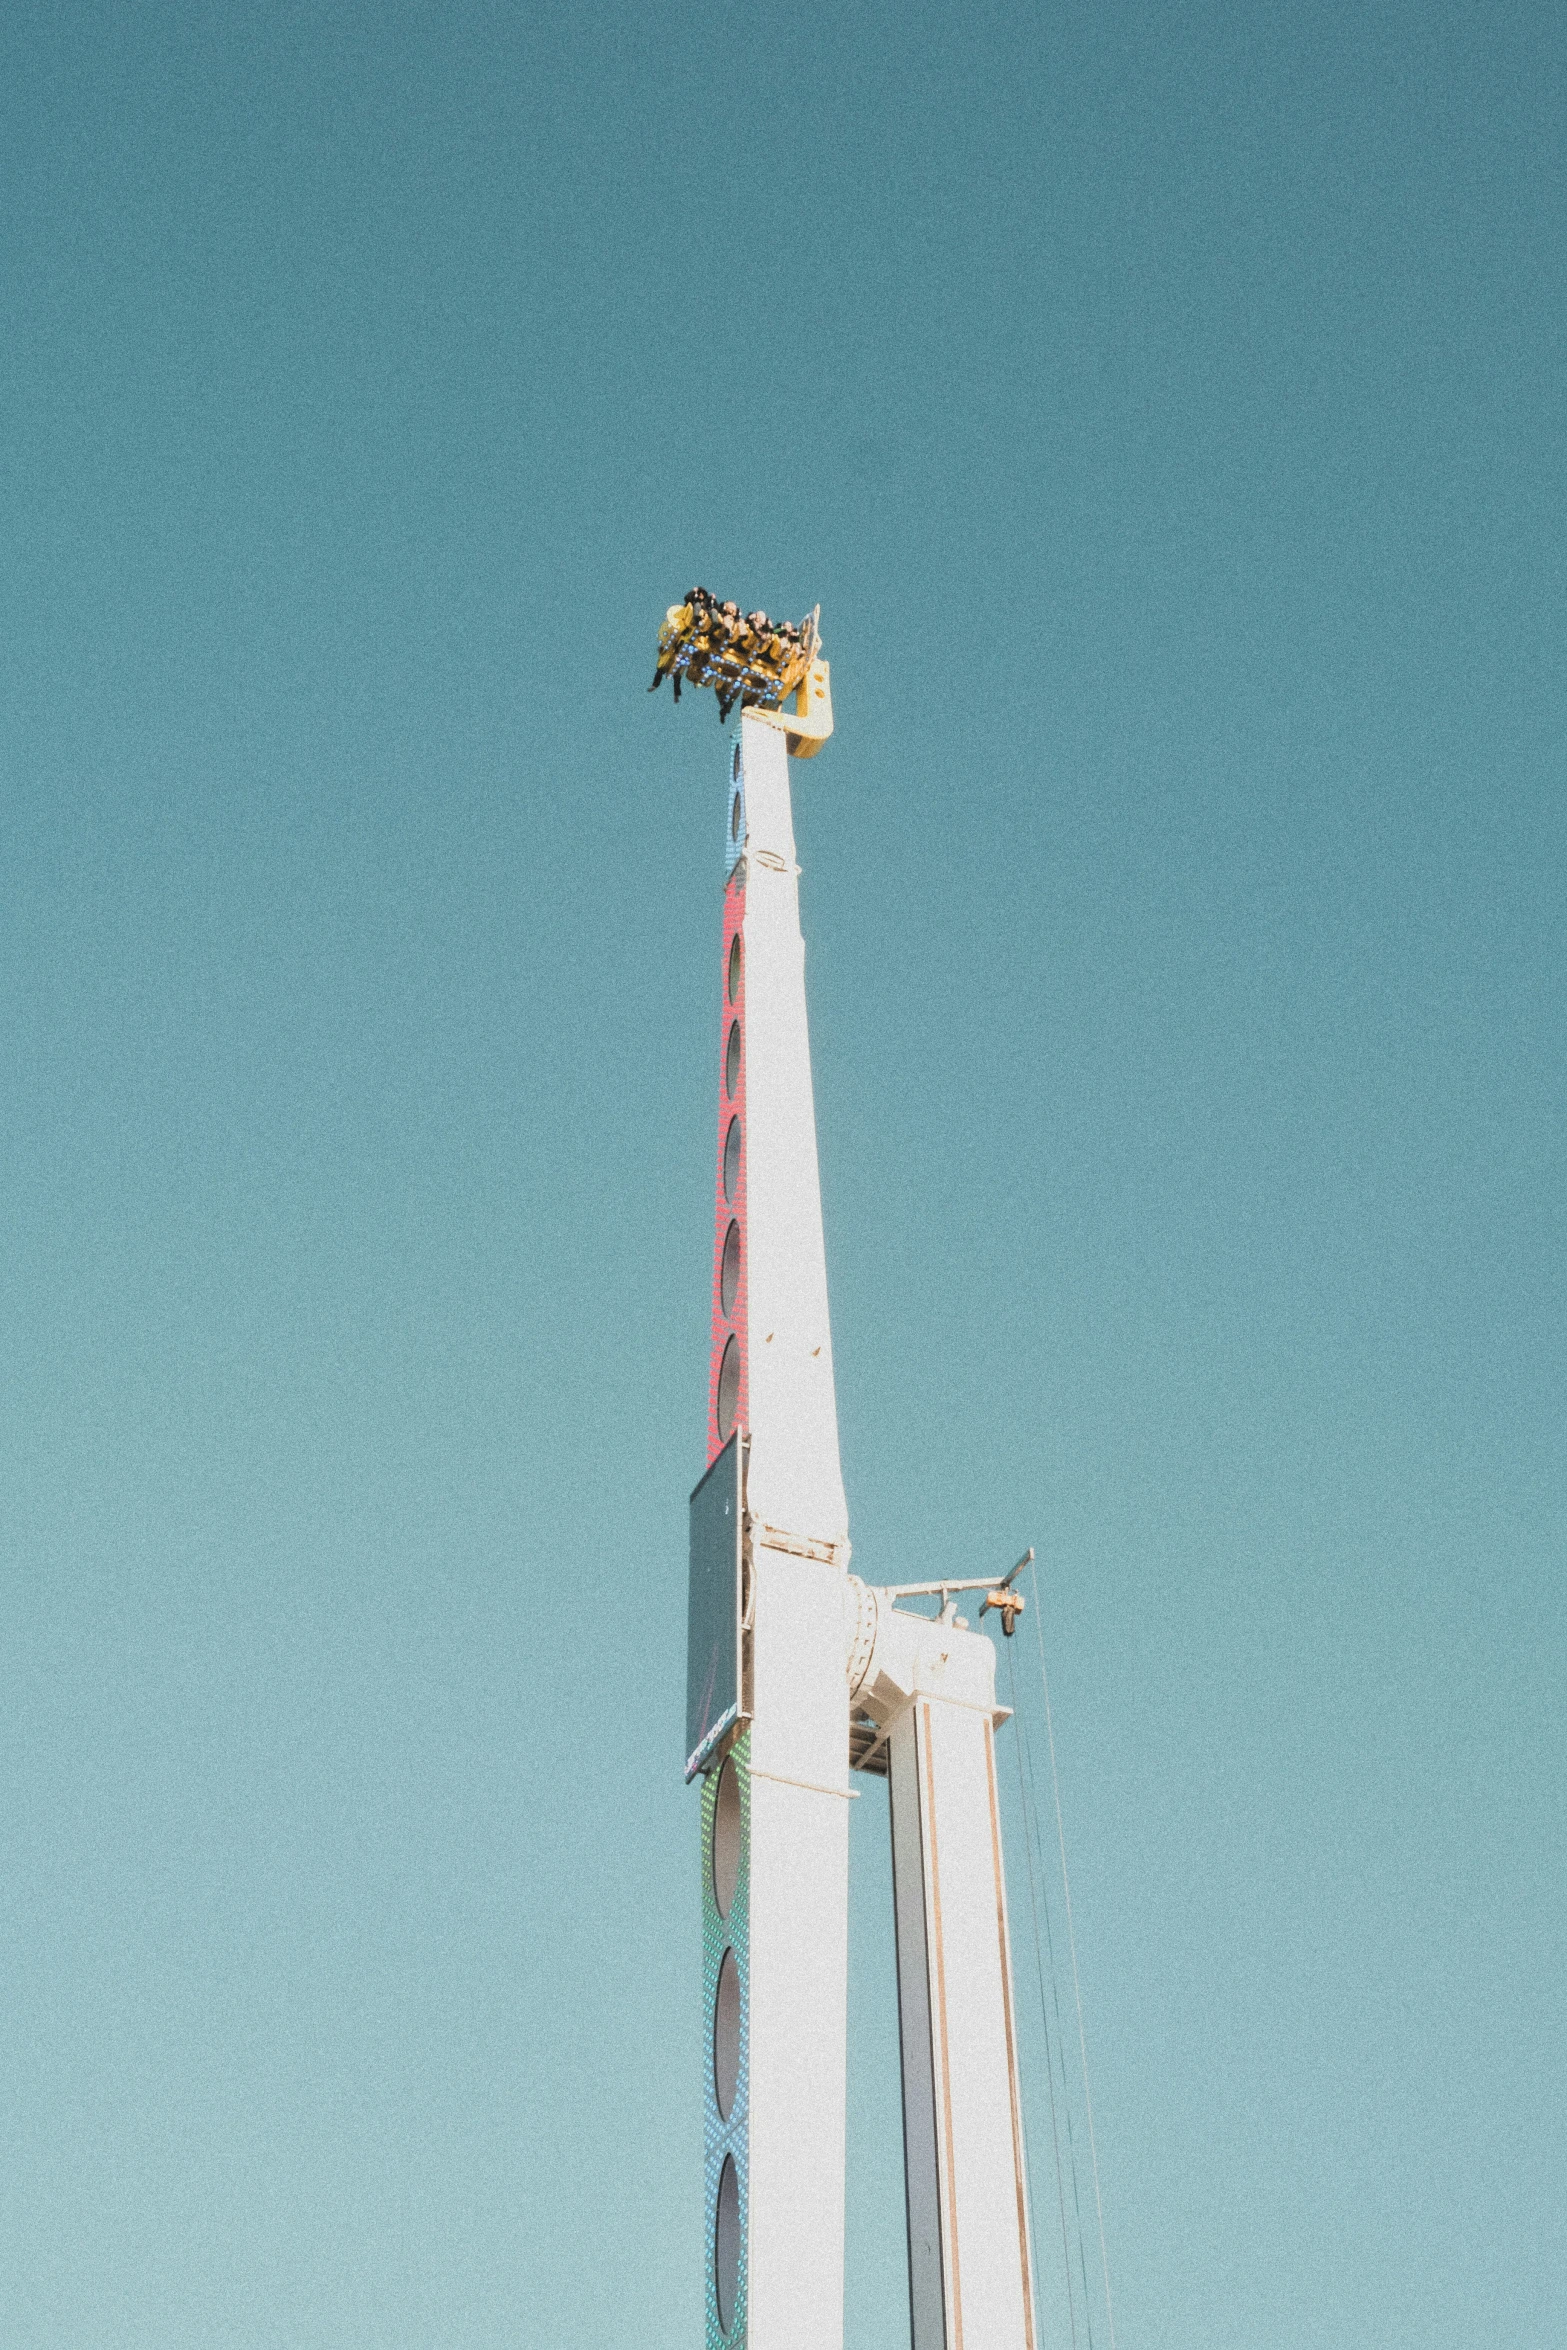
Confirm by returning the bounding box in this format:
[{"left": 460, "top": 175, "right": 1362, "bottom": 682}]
[
  {"left": 1015, "top": 1618, "right": 1099, "bottom": 2350},
  {"left": 1005, "top": 1632, "right": 1079, "bottom": 2350},
  {"left": 1032, "top": 1565, "right": 1118, "bottom": 2350}
]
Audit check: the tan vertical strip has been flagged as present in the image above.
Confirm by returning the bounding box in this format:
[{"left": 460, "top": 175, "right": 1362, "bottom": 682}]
[
  {"left": 923, "top": 1702, "right": 963, "bottom": 2350},
  {"left": 985, "top": 1722, "right": 1037, "bottom": 2350}
]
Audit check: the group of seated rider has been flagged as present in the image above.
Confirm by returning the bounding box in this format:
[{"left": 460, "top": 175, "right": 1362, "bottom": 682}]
[{"left": 649, "top": 588, "right": 812, "bottom": 720}]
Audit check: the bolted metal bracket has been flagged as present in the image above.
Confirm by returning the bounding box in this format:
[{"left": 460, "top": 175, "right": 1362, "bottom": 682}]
[{"left": 746, "top": 655, "right": 833, "bottom": 758}]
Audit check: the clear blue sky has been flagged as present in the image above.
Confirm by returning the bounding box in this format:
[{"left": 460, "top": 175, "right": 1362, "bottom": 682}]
[{"left": 2, "top": 4, "right": 1561, "bottom": 2345}]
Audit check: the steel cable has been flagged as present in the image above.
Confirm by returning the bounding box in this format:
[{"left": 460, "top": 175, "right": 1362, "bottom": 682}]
[
  {"left": 1005, "top": 1630, "right": 1080, "bottom": 2350},
  {"left": 1013, "top": 1618, "right": 1099, "bottom": 2350},
  {"left": 1031, "top": 1564, "right": 1118, "bottom": 2350}
]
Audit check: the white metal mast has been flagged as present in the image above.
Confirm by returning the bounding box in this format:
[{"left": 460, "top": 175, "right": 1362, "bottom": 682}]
[
  {"left": 693, "top": 707, "right": 852, "bottom": 2350},
  {"left": 671, "top": 609, "right": 1037, "bottom": 2350}
]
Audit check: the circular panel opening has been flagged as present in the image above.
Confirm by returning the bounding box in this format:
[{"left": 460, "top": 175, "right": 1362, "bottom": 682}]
[
  {"left": 715, "top": 2154, "right": 741, "bottom": 2335},
  {"left": 713, "top": 1945, "right": 740, "bottom": 2120},
  {"left": 731, "top": 791, "right": 743, "bottom": 842},
  {"left": 723, "top": 1116, "right": 741, "bottom": 1202},
  {"left": 727, "top": 934, "right": 742, "bottom": 1003},
  {"left": 720, "top": 1220, "right": 741, "bottom": 1318},
  {"left": 716, "top": 1335, "right": 740, "bottom": 1443},
  {"left": 732, "top": 741, "right": 742, "bottom": 785},
  {"left": 725, "top": 1018, "right": 741, "bottom": 1097},
  {"left": 712, "top": 1756, "right": 740, "bottom": 1918}
]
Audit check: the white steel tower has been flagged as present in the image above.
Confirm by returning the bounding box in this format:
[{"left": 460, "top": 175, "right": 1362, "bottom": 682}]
[{"left": 663, "top": 600, "right": 1037, "bottom": 2350}]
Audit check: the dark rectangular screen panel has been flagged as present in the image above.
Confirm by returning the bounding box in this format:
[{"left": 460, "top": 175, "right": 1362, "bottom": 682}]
[{"left": 687, "top": 1435, "right": 745, "bottom": 1780}]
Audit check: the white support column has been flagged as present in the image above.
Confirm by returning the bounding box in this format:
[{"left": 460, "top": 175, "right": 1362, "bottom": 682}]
[
  {"left": 856, "top": 1601, "right": 1037, "bottom": 2350},
  {"left": 746, "top": 1553, "right": 849, "bottom": 2350},
  {"left": 735, "top": 714, "right": 848, "bottom": 1552},
  {"left": 740, "top": 712, "right": 851, "bottom": 2350},
  {"left": 699, "top": 712, "right": 851, "bottom": 2350}
]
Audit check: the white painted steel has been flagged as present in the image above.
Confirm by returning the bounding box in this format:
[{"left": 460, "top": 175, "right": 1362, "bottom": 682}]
[
  {"left": 700, "top": 717, "right": 1033, "bottom": 2350},
  {"left": 876, "top": 1611, "right": 1037, "bottom": 2350},
  {"left": 735, "top": 715, "right": 848, "bottom": 1552},
  {"left": 729, "top": 714, "right": 851, "bottom": 2350},
  {"left": 746, "top": 1752, "right": 849, "bottom": 2350}
]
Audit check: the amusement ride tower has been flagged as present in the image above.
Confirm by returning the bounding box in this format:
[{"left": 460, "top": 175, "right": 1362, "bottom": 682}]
[{"left": 654, "top": 595, "right": 1037, "bottom": 2350}]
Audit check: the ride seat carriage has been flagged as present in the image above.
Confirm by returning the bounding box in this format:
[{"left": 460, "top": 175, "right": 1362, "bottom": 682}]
[{"left": 650, "top": 592, "right": 819, "bottom": 721}]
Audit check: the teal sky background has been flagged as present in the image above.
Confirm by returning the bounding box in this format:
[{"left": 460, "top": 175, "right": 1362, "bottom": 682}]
[{"left": 2, "top": 3, "right": 1562, "bottom": 2345}]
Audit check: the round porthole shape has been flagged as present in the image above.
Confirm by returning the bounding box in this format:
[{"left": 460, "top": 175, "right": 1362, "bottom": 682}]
[
  {"left": 723, "top": 1116, "right": 741, "bottom": 1202},
  {"left": 727, "top": 934, "right": 742, "bottom": 1003},
  {"left": 720, "top": 1219, "right": 741, "bottom": 1318},
  {"left": 716, "top": 1334, "right": 740, "bottom": 1443},
  {"left": 715, "top": 2153, "right": 741, "bottom": 2335},
  {"left": 713, "top": 1945, "right": 740, "bottom": 2121},
  {"left": 731, "top": 791, "right": 743, "bottom": 842},
  {"left": 725, "top": 1018, "right": 741, "bottom": 1097},
  {"left": 712, "top": 1756, "right": 740, "bottom": 1919}
]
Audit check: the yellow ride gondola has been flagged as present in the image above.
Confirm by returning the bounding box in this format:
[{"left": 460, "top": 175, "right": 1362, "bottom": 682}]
[
  {"left": 649, "top": 589, "right": 833, "bottom": 755},
  {"left": 648, "top": 589, "right": 815, "bottom": 716}
]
